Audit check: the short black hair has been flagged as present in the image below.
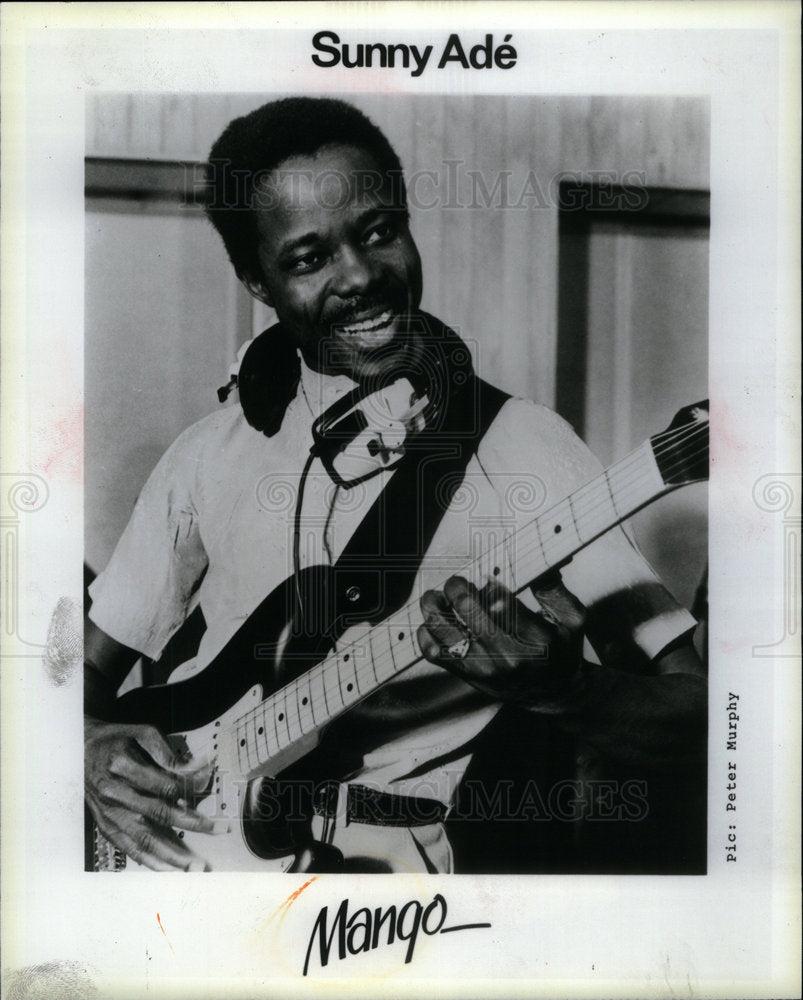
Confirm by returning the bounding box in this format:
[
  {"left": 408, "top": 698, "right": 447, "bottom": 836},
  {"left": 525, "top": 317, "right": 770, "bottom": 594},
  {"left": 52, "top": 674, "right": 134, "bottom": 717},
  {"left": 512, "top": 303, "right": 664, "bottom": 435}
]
[{"left": 205, "top": 97, "right": 407, "bottom": 284}]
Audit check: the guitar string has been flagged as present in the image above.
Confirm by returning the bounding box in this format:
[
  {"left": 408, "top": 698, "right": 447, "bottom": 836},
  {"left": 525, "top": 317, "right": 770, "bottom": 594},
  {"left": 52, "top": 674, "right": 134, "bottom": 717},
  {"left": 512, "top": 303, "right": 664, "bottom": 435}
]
[
  {"left": 226, "top": 426, "right": 710, "bottom": 774},
  {"left": 201, "top": 420, "right": 708, "bottom": 771},
  {"left": 227, "top": 424, "right": 710, "bottom": 770}
]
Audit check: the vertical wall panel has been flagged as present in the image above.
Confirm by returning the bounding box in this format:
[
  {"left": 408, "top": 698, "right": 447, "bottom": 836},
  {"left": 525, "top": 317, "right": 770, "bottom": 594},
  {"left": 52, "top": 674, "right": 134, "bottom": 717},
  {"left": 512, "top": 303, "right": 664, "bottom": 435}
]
[{"left": 85, "top": 203, "right": 244, "bottom": 569}]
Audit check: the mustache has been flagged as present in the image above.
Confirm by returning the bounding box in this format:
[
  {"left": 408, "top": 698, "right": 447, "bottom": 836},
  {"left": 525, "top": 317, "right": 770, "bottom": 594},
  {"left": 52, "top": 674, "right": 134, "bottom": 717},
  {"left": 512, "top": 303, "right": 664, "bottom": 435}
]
[{"left": 324, "top": 296, "right": 402, "bottom": 327}]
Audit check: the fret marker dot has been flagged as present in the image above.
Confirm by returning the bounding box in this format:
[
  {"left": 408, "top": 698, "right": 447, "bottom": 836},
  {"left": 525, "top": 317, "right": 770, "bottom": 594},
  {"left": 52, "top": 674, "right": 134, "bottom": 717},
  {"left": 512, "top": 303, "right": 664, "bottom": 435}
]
[
  {"left": 240, "top": 739, "right": 245, "bottom": 747},
  {"left": 493, "top": 566, "right": 500, "bottom": 576},
  {"left": 398, "top": 632, "right": 405, "bottom": 641},
  {"left": 554, "top": 524, "right": 562, "bottom": 533},
  {"left": 258, "top": 726, "right": 263, "bottom": 735},
  {"left": 344, "top": 653, "right": 350, "bottom": 662},
  {"left": 347, "top": 683, "right": 353, "bottom": 692},
  {"left": 278, "top": 712, "right": 284, "bottom": 722},
  {"left": 302, "top": 696, "right": 308, "bottom": 705}
]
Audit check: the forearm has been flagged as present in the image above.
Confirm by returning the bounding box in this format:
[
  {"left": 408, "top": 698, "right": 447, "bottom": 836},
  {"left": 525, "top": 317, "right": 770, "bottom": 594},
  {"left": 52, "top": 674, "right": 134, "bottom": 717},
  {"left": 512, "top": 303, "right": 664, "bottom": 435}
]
[
  {"left": 84, "top": 618, "right": 140, "bottom": 720},
  {"left": 549, "top": 656, "right": 707, "bottom": 771},
  {"left": 84, "top": 660, "right": 120, "bottom": 722}
]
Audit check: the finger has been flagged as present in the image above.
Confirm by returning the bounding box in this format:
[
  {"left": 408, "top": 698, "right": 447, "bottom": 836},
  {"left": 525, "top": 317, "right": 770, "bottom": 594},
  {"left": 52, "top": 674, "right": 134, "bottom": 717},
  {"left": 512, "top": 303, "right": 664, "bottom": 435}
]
[
  {"left": 108, "top": 753, "right": 184, "bottom": 800},
  {"left": 530, "top": 573, "right": 586, "bottom": 630},
  {"left": 110, "top": 753, "right": 213, "bottom": 802},
  {"left": 110, "top": 817, "right": 210, "bottom": 872},
  {"left": 135, "top": 725, "right": 191, "bottom": 770},
  {"left": 442, "top": 576, "right": 480, "bottom": 626},
  {"left": 418, "top": 616, "right": 472, "bottom": 660},
  {"left": 420, "top": 586, "right": 473, "bottom": 649},
  {"left": 95, "top": 776, "right": 228, "bottom": 835},
  {"left": 420, "top": 588, "right": 451, "bottom": 619},
  {"left": 415, "top": 623, "right": 476, "bottom": 682},
  {"left": 442, "top": 576, "right": 501, "bottom": 643},
  {"left": 416, "top": 623, "right": 445, "bottom": 663},
  {"left": 481, "top": 581, "right": 521, "bottom": 634},
  {"left": 90, "top": 804, "right": 193, "bottom": 871},
  {"left": 480, "top": 581, "right": 554, "bottom": 657}
]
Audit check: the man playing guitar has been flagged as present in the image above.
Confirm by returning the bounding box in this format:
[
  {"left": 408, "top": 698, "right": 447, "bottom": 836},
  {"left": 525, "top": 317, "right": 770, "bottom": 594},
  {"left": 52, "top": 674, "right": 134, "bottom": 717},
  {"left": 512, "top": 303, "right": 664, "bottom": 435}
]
[{"left": 85, "top": 98, "right": 707, "bottom": 874}]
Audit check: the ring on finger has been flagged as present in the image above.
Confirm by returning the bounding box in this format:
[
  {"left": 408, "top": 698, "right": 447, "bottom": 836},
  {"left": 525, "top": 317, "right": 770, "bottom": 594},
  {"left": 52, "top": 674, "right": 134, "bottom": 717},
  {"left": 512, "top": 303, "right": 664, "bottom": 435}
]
[{"left": 443, "top": 630, "right": 472, "bottom": 660}]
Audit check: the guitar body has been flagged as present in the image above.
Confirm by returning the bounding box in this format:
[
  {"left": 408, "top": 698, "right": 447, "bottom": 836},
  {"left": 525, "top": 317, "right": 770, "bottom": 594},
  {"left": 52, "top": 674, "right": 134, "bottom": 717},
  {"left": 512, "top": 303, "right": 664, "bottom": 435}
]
[{"left": 115, "top": 686, "right": 301, "bottom": 872}]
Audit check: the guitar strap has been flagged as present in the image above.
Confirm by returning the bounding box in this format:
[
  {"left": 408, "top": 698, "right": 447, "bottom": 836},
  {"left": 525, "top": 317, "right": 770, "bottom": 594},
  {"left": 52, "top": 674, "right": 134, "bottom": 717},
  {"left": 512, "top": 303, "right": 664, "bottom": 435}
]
[{"left": 286, "top": 322, "right": 509, "bottom": 664}]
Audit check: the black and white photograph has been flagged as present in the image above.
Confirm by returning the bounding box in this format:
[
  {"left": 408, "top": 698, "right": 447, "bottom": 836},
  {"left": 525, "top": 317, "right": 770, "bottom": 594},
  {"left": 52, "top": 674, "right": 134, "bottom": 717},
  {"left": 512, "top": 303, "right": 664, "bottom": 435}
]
[
  {"left": 83, "top": 91, "right": 709, "bottom": 879},
  {"left": 1, "top": 4, "right": 799, "bottom": 998}
]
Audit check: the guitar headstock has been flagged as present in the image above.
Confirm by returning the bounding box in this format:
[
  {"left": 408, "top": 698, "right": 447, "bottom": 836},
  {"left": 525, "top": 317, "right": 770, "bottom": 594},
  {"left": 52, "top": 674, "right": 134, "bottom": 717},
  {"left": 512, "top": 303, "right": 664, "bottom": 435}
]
[{"left": 650, "top": 400, "right": 709, "bottom": 486}]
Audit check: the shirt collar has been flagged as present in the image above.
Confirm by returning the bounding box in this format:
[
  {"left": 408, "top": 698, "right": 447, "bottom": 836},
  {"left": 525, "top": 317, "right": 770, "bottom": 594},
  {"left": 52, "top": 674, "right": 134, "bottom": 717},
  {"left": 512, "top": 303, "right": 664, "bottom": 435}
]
[{"left": 297, "top": 352, "right": 358, "bottom": 418}]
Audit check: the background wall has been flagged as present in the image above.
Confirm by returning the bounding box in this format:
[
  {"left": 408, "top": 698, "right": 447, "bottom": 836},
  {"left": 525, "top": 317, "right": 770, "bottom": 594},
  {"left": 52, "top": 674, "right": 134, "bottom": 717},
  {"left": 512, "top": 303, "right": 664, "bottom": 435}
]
[{"left": 86, "top": 93, "right": 709, "bottom": 610}]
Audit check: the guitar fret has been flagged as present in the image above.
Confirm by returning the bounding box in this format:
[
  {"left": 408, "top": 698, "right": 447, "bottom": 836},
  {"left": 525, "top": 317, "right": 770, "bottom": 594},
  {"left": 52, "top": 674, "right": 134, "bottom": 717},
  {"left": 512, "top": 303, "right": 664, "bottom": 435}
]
[
  {"left": 607, "top": 460, "right": 629, "bottom": 516},
  {"left": 310, "top": 665, "right": 326, "bottom": 720},
  {"left": 384, "top": 622, "right": 398, "bottom": 675},
  {"left": 279, "top": 686, "right": 293, "bottom": 745},
  {"left": 333, "top": 654, "right": 346, "bottom": 704},
  {"left": 406, "top": 604, "right": 421, "bottom": 659},
  {"left": 326, "top": 659, "right": 344, "bottom": 713},
  {"left": 329, "top": 656, "right": 346, "bottom": 710},
  {"left": 567, "top": 493, "right": 583, "bottom": 543},
  {"left": 576, "top": 479, "right": 617, "bottom": 538},
  {"left": 313, "top": 664, "right": 328, "bottom": 718},
  {"left": 366, "top": 630, "right": 379, "bottom": 684},
  {"left": 234, "top": 722, "right": 244, "bottom": 773},
  {"left": 534, "top": 516, "right": 553, "bottom": 569},
  {"left": 288, "top": 679, "right": 304, "bottom": 738},
  {"left": 245, "top": 716, "right": 255, "bottom": 772},
  {"left": 256, "top": 704, "right": 272, "bottom": 759},
  {"left": 608, "top": 444, "right": 657, "bottom": 517},
  {"left": 604, "top": 468, "right": 622, "bottom": 519},
  {"left": 384, "top": 626, "right": 401, "bottom": 680},
  {"left": 502, "top": 527, "right": 531, "bottom": 591},
  {"left": 297, "top": 673, "right": 315, "bottom": 733},
  {"left": 503, "top": 533, "right": 518, "bottom": 590},
  {"left": 269, "top": 693, "right": 281, "bottom": 750},
  {"left": 250, "top": 714, "right": 261, "bottom": 765},
  {"left": 240, "top": 719, "right": 253, "bottom": 774},
  {"left": 353, "top": 651, "right": 373, "bottom": 694},
  {"left": 473, "top": 536, "right": 491, "bottom": 586}
]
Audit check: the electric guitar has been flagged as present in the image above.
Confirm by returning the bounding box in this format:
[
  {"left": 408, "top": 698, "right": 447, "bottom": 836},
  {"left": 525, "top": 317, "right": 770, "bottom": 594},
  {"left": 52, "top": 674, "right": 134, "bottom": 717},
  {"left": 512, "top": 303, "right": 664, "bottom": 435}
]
[{"left": 92, "top": 401, "right": 709, "bottom": 871}]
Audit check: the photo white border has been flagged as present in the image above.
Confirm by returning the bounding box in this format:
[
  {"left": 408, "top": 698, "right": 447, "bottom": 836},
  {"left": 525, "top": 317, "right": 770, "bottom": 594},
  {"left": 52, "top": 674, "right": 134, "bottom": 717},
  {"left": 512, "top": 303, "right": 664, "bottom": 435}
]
[{"left": 1, "top": 3, "right": 800, "bottom": 997}]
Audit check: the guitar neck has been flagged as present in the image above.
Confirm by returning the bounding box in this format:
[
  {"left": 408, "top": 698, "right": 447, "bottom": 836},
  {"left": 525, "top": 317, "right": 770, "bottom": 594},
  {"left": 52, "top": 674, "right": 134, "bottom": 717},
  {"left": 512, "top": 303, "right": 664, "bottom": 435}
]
[
  {"left": 225, "top": 438, "right": 672, "bottom": 780},
  {"left": 509, "top": 439, "right": 667, "bottom": 590}
]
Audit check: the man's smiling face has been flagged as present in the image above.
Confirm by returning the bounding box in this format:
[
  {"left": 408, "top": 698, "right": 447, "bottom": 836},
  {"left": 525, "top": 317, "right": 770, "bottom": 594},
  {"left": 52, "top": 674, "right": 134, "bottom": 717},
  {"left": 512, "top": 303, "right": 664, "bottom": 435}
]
[{"left": 250, "top": 143, "right": 423, "bottom": 381}]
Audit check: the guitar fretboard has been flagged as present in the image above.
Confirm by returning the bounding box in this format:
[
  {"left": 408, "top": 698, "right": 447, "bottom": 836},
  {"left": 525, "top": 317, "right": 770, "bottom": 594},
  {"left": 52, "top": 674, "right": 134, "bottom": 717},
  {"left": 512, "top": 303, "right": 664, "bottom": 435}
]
[{"left": 228, "top": 437, "right": 670, "bottom": 780}]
